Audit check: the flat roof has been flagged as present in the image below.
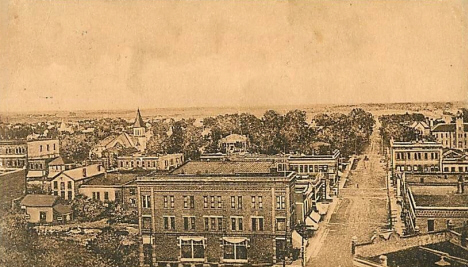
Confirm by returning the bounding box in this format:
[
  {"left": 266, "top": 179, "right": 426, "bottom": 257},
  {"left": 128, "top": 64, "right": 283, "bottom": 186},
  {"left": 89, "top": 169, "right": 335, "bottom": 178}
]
[
  {"left": 410, "top": 185, "right": 468, "bottom": 207},
  {"left": 405, "top": 174, "right": 466, "bottom": 185},
  {"left": 171, "top": 161, "right": 276, "bottom": 175},
  {"left": 83, "top": 172, "right": 138, "bottom": 186}
]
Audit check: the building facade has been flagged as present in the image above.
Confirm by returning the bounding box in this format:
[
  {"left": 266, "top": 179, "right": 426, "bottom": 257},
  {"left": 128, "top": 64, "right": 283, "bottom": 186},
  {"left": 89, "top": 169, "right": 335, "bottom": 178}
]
[
  {"left": 432, "top": 111, "right": 468, "bottom": 151},
  {"left": 136, "top": 172, "right": 299, "bottom": 267},
  {"left": 50, "top": 164, "right": 105, "bottom": 200},
  {"left": 390, "top": 140, "right": 443, "bottom": 176},
  {"left": 0, "top": 140, "right": 27, "bottom": 170},
  {"left": 117, "top": 154, "right": 185, "bottom": 171}
]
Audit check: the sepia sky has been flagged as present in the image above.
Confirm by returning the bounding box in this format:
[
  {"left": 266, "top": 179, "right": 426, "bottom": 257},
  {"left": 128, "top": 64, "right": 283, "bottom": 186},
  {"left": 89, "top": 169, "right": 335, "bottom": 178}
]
[{"left": 0, "top": 0, "right": 467, "bottom": 112}]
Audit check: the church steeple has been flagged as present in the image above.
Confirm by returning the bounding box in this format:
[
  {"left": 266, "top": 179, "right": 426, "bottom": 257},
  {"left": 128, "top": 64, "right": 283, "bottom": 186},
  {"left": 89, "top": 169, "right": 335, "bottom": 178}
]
[{"left": 133, "top": 108, "right": 145, "bottom": 137}]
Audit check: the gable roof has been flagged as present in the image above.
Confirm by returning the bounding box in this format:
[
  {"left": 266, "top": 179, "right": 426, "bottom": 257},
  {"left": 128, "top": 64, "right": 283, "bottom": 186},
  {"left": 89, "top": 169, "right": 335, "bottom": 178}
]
[
  {"left": 410, "top": 121, "right": 429, "bottom": 129},
  {"left": 82, "top": 172, "right": 137, "bottom": 186},
  {"left": 20, "top": 194, "right": 57, "bottom": 207},
  {"left": 59, "top": 164, "right": 105, "bottom": 181},
  {"left": 53, "top": 203, "right": 72, "bottom": 214},
  {"left": 133, "top": 109, "right": 145, "bottom": 128},
  {"left": 49, "top": 156, "right": 65, "bottom": 166},
  {"left": 220, "top": 134, "right": 248, "bottom": 143},
  {"left": 432, "top": 123, "right": 468, "bottom": 132}
]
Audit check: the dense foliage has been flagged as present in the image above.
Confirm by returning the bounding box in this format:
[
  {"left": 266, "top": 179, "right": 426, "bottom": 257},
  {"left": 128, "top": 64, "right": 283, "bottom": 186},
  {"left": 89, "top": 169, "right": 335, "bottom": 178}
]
[
  {"left": 379, "top": 113, "right": 434, "bottom": 145},
  {"left": 147, "top": 108, "right": 375, "bottom": 158}
]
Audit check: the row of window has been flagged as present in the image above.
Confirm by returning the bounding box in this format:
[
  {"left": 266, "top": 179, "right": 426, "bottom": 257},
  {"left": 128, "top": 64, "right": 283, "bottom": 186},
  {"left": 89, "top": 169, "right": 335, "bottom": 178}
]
[
  {"left": 290, "top": 164, "right": 330, "bottom": 173},
  {"left": 1, "top": 160, "right": 25, "bottom": 167},
  {"left": 39, "top": 144, "right": 57, "bottom": 152},
  {"left": 92, "top": 191, "right": 110, "bottom": 201},
  {"left": 141, "top": 195, "right": 286, "bottom": 210},
  {"left": 142, "top": 216, "right": 287, "bottom": 232},
  {"left": 143, "top": 239, "right": 250, "bottom": 263},
  {"left": 53, "top": 181, "right": 72, "bottom": 190},
  {"left": 395, "top": 165, "right": 440, "bottom": 172},
  {"left": 53, "top": 190, "right": 73, "bottom": 200},
  {"left": 119, "top": 160, "right": 158, "bottom": 168},
  {"left": 395, "top": 152, "right": 439, "bottom": 161},
  {"left": 443, "top": 166, "right": 468, "bottom": 173},
  {"left": 434, "top": 132, "right": 468, "bottom": 139},
  {"left": 1, "top": 147, "right": 26, "bottom": 154}
]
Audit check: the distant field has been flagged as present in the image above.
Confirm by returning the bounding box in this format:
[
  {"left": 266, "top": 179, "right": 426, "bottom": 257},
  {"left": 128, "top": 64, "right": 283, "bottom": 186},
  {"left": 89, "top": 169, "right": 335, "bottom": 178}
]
[
  {"left": 0, "top": 101, "right": 465, "bottom": 123},
  {"left": 0, "top": 169, "right": 25, "bottom": 214}
]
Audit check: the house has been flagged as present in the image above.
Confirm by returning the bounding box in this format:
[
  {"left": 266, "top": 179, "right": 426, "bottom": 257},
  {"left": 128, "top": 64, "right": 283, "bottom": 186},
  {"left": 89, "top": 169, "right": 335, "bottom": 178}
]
[
  {"left": 78, "top": 172, "right": 137, "bottom": 204},
  {"left": 410, "top": 120, "right": 431, "bottom": 137},
  {"left": 432, "top": 111, "right": 468, "bottom": 151},
  {"left": 0, "top": 140, "right": 27, "bottom": 170},
  {"left": 50, "top": 164, "right": 105, "bottom": 200},
  {"left": 219, "top": 134, "right": 249, "bottom": 154},
  {"left": 20, "top": 194, "right": 72, "bottom": 224}
]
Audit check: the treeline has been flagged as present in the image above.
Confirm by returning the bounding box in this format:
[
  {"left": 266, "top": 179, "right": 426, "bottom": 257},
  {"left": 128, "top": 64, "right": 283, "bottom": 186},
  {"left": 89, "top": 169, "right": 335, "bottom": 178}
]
[
  {"left": 147, "top": 108, "right": 375, "bottom": 158},
  {"left": 379, "top": 113, "right": 434, "bottom": 145}
]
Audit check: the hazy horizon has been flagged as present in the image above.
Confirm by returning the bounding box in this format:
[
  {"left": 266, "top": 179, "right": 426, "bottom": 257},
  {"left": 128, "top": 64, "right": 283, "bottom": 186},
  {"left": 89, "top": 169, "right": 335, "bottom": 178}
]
[{"left": 1, "top": 0, "right": 467, "bottom": 113}]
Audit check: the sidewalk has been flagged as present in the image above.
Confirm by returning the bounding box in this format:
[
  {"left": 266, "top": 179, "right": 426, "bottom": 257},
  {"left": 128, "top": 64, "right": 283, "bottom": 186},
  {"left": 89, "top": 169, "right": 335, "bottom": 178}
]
[
  {"left": 287, "top": 157, "right": 354, "bottom": 267},
  {"left": 387, "top": 171, "right": 405, "bottom": 236}
]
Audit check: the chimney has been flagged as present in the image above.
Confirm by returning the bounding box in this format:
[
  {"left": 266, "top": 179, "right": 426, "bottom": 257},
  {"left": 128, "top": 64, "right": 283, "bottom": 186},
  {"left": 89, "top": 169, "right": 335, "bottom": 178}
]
[{"left": 82, "top": 167, "right": 87, "bottom": 177}]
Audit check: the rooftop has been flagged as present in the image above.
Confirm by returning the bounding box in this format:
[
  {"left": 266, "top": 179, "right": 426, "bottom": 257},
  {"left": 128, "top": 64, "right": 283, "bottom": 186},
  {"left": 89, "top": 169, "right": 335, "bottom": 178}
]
[
  {"left": 60, "top": 164, "right": 105, "bottom": 181},
  {"left": 405, "top": 173, "right": 467, "bottom": 185},
  {"left": 20, "top": 194, "right": 57, "bottom": 207},
  {"left": 83, "top": 172, "right": 138, "bottom": 186},
  {"left": 170, "top": 161, "right": 276, "bottom": 175},
  {"left": 432, "top": 123, "right": 468, "bottom": 132},
  {"left": 410, "top": 185, "right": 468, "bottom": 207}
]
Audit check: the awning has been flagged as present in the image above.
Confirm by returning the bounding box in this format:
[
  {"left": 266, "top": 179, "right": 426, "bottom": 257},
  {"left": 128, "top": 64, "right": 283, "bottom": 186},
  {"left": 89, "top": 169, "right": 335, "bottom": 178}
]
[
  {"left": 316, "top": 203, "right": 329, "bottom": 215},
  {"left": 309, "top": 211, "right": 321, "bottom": 223},
  {"left": 292, "top": 230, "right": 303, "bottom": 249},
  {"left": 179, "top": 236, "right": 205, "bottom": 242},
  {"left": 305, "top": 216, "right": 319, "bottom": 231},
  {"left": 222, "top": 237, "right": 248, "bottom": 244}
]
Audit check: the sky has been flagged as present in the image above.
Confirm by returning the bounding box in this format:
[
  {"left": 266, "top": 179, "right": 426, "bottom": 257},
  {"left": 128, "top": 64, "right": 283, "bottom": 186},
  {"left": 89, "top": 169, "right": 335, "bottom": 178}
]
[{"left": 0, "top": 0, "right": 467, "bottom": 113}]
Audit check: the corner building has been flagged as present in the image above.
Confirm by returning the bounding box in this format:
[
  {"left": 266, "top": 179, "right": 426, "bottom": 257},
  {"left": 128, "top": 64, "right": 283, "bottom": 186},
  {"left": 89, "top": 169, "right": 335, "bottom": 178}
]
[{"left": 136, "top": 172, "right": 298, "bottom": 267}]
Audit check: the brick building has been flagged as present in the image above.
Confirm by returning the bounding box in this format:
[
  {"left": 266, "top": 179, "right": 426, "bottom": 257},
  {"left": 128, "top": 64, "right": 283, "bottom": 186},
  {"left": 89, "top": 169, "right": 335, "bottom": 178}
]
[
  {"left": 432, "top": 111, "right": 468, "bottom": 151},
  {"left": 135, "top": 162, "right": 322, "bottom": 267},
  {"left": 390, "top": 140, "right": 443, "bottom": 176},
  {"left": 0, "top": 140, "right": 27, "bottom": 170},
  {"left": 117, "top": 153, "right": 184, "bottom": 171}
]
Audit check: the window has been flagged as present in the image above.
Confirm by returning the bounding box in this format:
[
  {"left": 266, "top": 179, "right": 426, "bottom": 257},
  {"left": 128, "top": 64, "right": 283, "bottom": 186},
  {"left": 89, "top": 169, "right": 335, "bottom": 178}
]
[
  {"left": 142, "top": 216, "right": 152, "bottom": 229},
  {"left": 223, "top": 239, "right": 248, "bottom": 260},
  {"left": 67, "top": 181, "right": 72, "bottom": 189},
  {"left": 184, "top": 196, "right": 189, "bottom": 209},
  {"left": 251, "top": 217, "right": 264, "bottom": 231},
  {"left": 231, "top": 196, "right": 235, "bottom": 208},
  {"left": 203, "top": 216, "right": 223, "bottom": 231},
  {"left": 276, "top": 195, "right": 285, "bottom": 210},
  {"left": 428, "top": 219, "right": 435, "bottom": 232},
  {"left": 130, "top": 198, "right": 136, "bottom": 207},
  {"left": 276, "top": 218, "right": 286, "bottom": 231},
  {"left": 53, "top": 181, "right": 58, "bottom": 189},
  {"left": 211, "top": 196, "right": 215, "bottom": 208},
  {"left": 238, "top": 196, "right": 243, "bottom": 209},
  {"left": 47, "top": 144, "right": 50, "bottom": 151},
  {"left": 258, "top": 196, "right": 263, "bottom": 209},
  {"left": 231, "top": 217, "right": 243, "bottom": 231},
  {"left": 142, "top": 195, "right": 151, "bottom": 208},
  {"left": 190, "top": 196, "right": 195, "bottom": 209},
  {"left": 92, "top": 192, "right": 97, "bottom": 200},
  {"left": 164, "top": 196, "right": 168, "bottom": 208},
  {"left": 67, "top": 191, "right": 72, "bottom": 200},
  {"left": 60, "top": 182, "right": 65, "bottom": 190},
  {"left": 39, "top": 211, "right": 47, "bottom": 222},
  {"left": 53, "top": 143, "right": 56, "bottom": 150},
  {"left": 164, "top": 216, "right": 175, "bottom": 230},
  {"left": 183, "top": 217, "right": 196, "bottom": 231},
  {"left": 104, "top": 192, "right": 109, "bottom": 201},
  {"left": 251, "top": 196, "right": 256, "bottom": 209},
  {"left": 204, "top": 196, "right": 208, "bottom": 208},
  {"left": 217, "top": 196, "right": 222, "bottom": 208},
  {"left": 129, "top": 188, "right": 136, "bottom": 195},
  {"left": 181, "top": 239, "right": 205, "bottom": 259},
  {"left": 96, "top": 192, "right": 101, "bottom": 200},
  {"left": 40, "top": 145, "right": 43, "bottom": 152}
]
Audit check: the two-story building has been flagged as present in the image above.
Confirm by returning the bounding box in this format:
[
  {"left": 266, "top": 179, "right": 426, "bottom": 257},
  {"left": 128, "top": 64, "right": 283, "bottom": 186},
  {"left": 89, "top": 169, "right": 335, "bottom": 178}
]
[
  {"left": 50, "top": 164, "right": 105, "bottom": 200},
  {"left": 26, "top": 139, "right": 60, "bottom": 185},
  {"left": 117, "top": 153, "right": 185, "bottom": 171},
  {"left": 0, "top": 140, "right": 27, "bottom": 170},
  {"left": 390, "top": 140, "right": 443, "bottom": 177}
]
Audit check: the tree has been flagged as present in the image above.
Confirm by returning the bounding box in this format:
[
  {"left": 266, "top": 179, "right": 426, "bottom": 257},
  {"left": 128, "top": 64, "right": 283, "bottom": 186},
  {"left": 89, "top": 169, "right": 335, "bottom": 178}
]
[{"left": 87, "top": 227, "right": 139, "bottom": 267}]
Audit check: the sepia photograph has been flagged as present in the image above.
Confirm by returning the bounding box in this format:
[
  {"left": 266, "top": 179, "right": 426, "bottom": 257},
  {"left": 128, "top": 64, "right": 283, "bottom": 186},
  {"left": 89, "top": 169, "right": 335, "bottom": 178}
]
[{"left": 1, "top": 0, "right": 467, "bottom": 266}]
